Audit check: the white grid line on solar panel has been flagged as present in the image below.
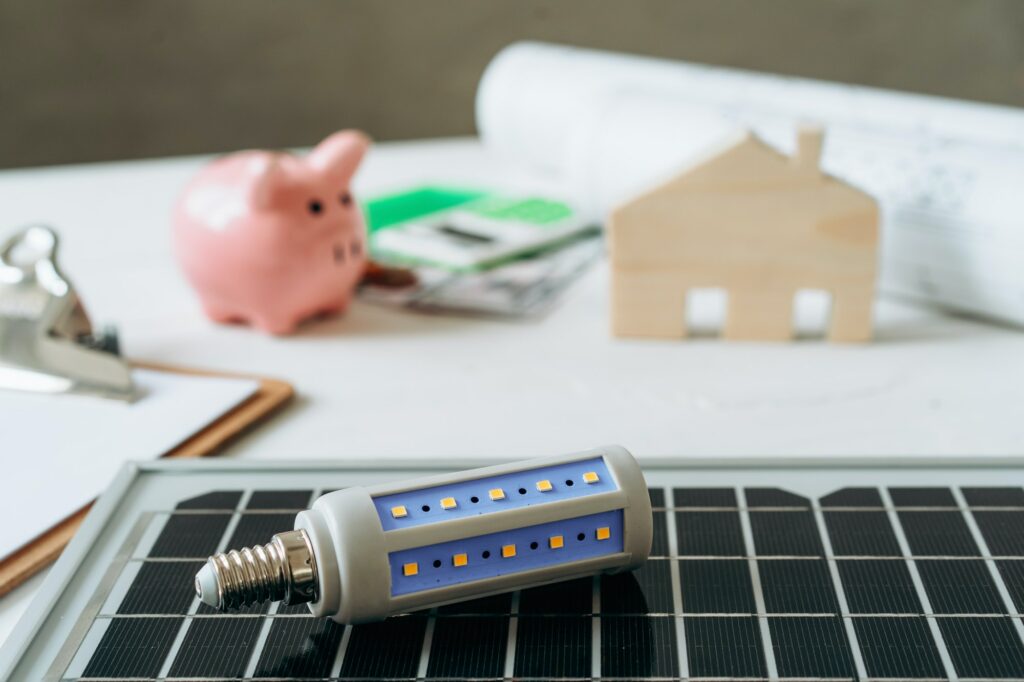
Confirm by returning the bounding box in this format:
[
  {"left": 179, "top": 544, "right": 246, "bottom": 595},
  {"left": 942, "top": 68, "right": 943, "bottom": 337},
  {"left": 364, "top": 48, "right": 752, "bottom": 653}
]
[
  {"left": 954, "top": 488, "right": 1024, "bottom": 636},
  {"left": 130, "top": 512, "right": 170, "bottom": 559},
  {"left": 662, "top": 487, "right": 689, "bottom": 678},
  {"left": 812, "top": 500, "right": 868, "bottom": 679},
  {"left": 61, "top": 617, "right": 111, "bottom": 678},
  {"left": 155, "top": 488, "right": 252, "bottom": 680},
  {"left": 879, "top": 486, "right": 959, "bottom": 680},
  {"left": 329, "top": 623, "right": 353, "bottom": 677},
  {"left": 502, "top": 590, "right": 520, "bottom": 679},
  {"left": 736, "top": 487, "right": 779, "bottom": 679},
  {"left": 591, "top": 574, "right": 601, "bottom": 679},
  {"left": 416, "top": 607, "right": 437, "bottom": 679},
  {"left": 98, "top": 560, "right": 141, "bottom": 615},
  {"left": 242, "top": 601, "right": 279, "bottom": 678}
]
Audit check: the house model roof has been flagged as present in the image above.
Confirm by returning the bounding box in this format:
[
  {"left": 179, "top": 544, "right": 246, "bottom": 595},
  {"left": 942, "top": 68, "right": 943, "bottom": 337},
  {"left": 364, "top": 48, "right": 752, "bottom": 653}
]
[{"left": 613, "top": 128, "right": 875, "bottom": 215}]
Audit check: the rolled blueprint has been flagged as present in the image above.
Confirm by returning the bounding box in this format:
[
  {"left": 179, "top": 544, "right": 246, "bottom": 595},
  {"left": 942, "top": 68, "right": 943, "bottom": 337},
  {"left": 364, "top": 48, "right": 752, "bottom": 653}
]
[{"left": 476, "top": 42, "right": 1024, "bottom": 326}]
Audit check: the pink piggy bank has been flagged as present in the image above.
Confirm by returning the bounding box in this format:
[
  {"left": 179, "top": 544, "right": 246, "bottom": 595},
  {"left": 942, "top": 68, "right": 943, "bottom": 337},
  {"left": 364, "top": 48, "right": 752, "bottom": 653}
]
[{"left": 173, "top": 130, "right": 370, "bottom": 335}]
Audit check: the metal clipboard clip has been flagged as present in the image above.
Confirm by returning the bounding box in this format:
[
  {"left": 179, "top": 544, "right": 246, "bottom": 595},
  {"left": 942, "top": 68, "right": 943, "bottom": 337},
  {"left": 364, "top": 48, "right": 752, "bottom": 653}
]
[{"left": 0, "top": 225, "right": 134, "bottom": 400}]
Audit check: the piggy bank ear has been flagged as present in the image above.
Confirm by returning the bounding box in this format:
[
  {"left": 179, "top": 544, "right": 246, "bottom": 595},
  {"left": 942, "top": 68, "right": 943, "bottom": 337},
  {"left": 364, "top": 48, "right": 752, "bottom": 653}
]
[
  {"left": 308, "top": 130, "right": 370, "bottom": 181},
  {"left": 248, "top": 157, "right": 296, "bottom": 209}
]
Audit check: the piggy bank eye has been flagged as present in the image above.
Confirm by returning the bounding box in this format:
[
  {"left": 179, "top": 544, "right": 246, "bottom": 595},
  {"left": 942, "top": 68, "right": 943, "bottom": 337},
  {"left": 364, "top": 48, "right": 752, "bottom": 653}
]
[
  {"left": 308, "top": 199, "right": 324, "bottom": 215},
  {"left": 339, "top": 192, "right": 352, "bottom": 207}
]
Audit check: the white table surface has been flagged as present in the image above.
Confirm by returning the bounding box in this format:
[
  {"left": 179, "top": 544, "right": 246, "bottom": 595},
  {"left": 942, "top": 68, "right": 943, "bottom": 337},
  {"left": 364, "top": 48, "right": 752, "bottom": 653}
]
[{"left": 1, "top": 136, "right": 1023, "bottom": 647}]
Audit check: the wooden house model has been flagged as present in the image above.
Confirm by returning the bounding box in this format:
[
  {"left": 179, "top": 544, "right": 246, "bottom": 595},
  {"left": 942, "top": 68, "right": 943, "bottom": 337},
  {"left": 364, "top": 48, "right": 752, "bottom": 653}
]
[{"left": 608, "top": 128, "right": 878, "bottom": 342}]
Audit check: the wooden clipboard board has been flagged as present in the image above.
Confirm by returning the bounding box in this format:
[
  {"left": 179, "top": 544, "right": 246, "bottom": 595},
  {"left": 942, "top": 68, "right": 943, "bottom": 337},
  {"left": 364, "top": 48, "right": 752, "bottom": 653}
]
[{"left": 0, "top": 362, "right": 294, "bottom": 596}]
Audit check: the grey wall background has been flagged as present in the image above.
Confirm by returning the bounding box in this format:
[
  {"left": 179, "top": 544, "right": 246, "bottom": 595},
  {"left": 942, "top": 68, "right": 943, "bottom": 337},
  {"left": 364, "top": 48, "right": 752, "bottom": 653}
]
[{"left": 2, "top": 0, "right": 1022, "bottom": 169}]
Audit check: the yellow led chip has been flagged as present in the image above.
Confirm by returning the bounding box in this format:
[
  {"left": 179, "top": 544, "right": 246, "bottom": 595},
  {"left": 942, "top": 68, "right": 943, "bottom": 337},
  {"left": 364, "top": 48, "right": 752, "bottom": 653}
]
[
  {"left": 502, "top": 544, "right": 517, "bottom": 558},
  {"left": 596, "top": 527, "right": 611, "bottom": 540},
  {"left": 440, "top": 496, "right": 458, "bottom": 510},
  {"left": 390, "top": 505, "right": 408, "bottom": 519},
  {"left": 402, "top": 562, "right": 419, "bottom": 576},
  {"left": 489, "top": 488, "right": 506, "bottom": 501},
  {"left": 582, "top": 471, "right": 600, "bottom": 484},
  {"left": 536, "top": 479, "right": 553, "bottom": 492},
  {"left": 549, "top": 535, "right": 564, "bottom": 549},
  {"left": 453, "top": 553, "right": 468, "bottom": 567}
]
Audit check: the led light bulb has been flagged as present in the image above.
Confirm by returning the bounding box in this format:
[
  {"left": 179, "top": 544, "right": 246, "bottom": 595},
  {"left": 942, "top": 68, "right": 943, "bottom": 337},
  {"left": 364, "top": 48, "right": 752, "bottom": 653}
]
[{"left": 195, "top": 445, "right": 652, "bottom": 624}]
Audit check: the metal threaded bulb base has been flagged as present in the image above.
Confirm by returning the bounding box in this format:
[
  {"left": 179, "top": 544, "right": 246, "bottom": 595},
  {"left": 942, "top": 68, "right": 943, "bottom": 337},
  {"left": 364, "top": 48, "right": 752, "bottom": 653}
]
[{"left": 197, "top": 529, "right": 319, "bottom": 611}]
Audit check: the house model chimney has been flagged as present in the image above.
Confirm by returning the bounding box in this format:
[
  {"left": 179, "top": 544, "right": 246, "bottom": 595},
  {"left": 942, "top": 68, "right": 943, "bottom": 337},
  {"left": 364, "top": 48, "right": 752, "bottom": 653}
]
[{"left": 794, "top": 126, "right": 824, "bottom": 176}]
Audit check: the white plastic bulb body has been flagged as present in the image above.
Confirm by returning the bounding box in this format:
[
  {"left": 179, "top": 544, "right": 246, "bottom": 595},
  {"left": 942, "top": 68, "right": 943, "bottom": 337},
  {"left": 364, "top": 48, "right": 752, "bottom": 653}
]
[{"left": 198, "top": 445, "right": 652, "bottom": 624}]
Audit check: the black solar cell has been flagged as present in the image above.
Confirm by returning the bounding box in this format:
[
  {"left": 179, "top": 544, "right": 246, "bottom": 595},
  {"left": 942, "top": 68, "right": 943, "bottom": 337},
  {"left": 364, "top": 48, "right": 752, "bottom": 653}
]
[
  {"left": 647, "top": 487, "right": 665, "bottom": 508},
  {"left": 997, "top": 560, "right": 1024, "bottom": 612},
  {"left": 513, "top": 615, "right": 591, "bottom": 678},
  {"left": 117, "top": 561, "right": 203, "bottom": 615},
  {"left": 685, "top": 616, "right": 766, "bottom": 678},
  {"left": 890, "top": 487, "right": 957, "bottom": 507},
  {"left": 252, "top": 616, "right": 345, "bottom": 678},
  {"left": 836, "top": 559, "right": 922, "bottom": 614},
  {"left": 81, "top": 617, "right": 182, "bottom": 678},
  {"left": 246, "top": 490, "right": 315, "bottom": 510},
  {"left": 339, "top": 616, "right": 426, "bottom": 679},
  {"left": 650, "top": 510, "right": 669, "bottom": 557},
  {"left": 769, "top": 616, "right": 856, "bottom": 678},
  {"left": 427, "top": 616, "right": 508, "bottom": 679},
  {"left": 675, "top": 511, "right": 746, "bottom": 556},
  {"left": 168, "top": 616, "right": 264, "bottom": 678},
  {"left": 853, "top": 616, "right": 946, "bottom": 679},
  {"left": 749, "top": 510, "right": 825, "bottom": 556},
  {"left": 759, "top": 559, "right": 841, "bottom": 614},
  {"left": 679, "top": 559, "right": 756, "bottom": 613},
  {"left": 745, "top": 488, "right": 810, "bottom": 508},
  {"left": 519, "top": 576, "right": 592, "bottom": 614},
  {"left": 225, "top": 513, "right": 296, "bottom": 549},
  {"left": 898, "top": 511, "right": 980, "bottom": 556},
  {"left": 971, "top": 510, "right": 1024, "bottom": 555},
  {"left": 148, "top": 513, "right": 232, "bottom": 558},
  {"left": 602, "top": 615, "right": 678, "bottom": 678},
  {"left": 962, "top": 487, "right": 1024, "bottom": 507},
  {"left": 602, "top": 560, "right": 675, "bottom": 614},
  {"left": 916, "top": 559, "right": 1006, "bottom": 614},
  {"left": 824, "top": 510, "right": 902, "bottom": 556},
  {"left": 175, "top": 490, "right": 243, "bottom": 510},
  {"left": 938, "top": 616, "right": 1024, "bottom": 678}
]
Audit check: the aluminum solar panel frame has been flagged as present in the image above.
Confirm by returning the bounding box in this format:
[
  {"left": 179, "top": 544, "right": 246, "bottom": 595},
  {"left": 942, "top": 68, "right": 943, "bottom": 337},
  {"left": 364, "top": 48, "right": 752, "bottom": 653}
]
[{"left": 2, "top": 457, "right": 1024, "bottom": 681}]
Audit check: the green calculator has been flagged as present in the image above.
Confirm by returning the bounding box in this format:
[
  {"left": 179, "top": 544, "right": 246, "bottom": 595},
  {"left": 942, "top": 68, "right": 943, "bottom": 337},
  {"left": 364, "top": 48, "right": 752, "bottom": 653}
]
[{"left": 365, "top": 186, "right": 597, "bottom": 271}]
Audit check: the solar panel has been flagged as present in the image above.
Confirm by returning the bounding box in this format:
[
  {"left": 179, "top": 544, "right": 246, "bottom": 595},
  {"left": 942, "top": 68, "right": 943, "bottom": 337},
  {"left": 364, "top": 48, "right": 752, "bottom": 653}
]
[{"left": 4, "top": 459, "right": 1024, "bottom": 681}]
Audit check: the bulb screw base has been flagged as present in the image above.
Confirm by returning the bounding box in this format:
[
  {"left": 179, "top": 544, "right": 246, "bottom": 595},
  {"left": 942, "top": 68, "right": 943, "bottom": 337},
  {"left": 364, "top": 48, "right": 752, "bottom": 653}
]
[{"left": 196, "top": 529, "right": 319, "bottom": 610}]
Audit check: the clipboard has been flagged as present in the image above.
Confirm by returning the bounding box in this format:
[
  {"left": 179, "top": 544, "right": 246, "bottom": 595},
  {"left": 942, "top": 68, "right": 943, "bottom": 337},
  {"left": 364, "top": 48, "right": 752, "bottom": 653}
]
[{"left": 0, "top": 362, "right": 293, "bottom": 596}]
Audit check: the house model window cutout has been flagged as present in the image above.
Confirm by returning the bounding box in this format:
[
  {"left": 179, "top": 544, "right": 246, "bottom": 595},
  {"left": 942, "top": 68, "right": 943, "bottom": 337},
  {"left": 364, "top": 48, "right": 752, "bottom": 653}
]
[{"left": 608, "top": 127, "right": 879, "bottom": 343}]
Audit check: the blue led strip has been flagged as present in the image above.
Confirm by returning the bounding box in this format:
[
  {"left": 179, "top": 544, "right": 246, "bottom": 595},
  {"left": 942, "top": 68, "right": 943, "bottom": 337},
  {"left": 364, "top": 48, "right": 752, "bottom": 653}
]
[
  {"left": 373, "top": 457, "right": 616, "bottom": 531},
  {"left": 388, "top": 509, "right": 624, "bottom": 596}
]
